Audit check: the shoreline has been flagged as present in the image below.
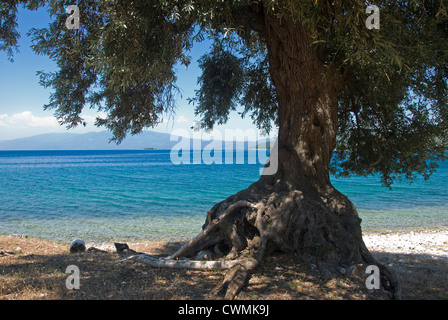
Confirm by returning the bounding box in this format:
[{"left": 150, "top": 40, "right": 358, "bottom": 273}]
[
  {"left": 362, "top": 227, "right": 448, "bottom": 260},
  {"left": 2, "top": 227, "right": 447, "bottom": 300},
  {"left": 4, "top": 227, "right": 447, "bottom": 259}
]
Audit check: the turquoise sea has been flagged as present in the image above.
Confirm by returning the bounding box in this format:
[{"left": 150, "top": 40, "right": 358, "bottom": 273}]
[{"left": 0, "top": 150, "right": 447, "bottom": 242}]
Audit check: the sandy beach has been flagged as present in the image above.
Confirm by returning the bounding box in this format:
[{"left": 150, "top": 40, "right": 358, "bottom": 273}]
[
  {"left": 4, "top": 227, "right": 447, "bottom": 264},
  {"left": 1, "top": 228, "right": 447, "bottom": 300},
  {"left": 363, "top": 228, "right": 448, "bottom": 260},
  {"left": 5, "top": 227, "right": 447, "bottom": 261}
]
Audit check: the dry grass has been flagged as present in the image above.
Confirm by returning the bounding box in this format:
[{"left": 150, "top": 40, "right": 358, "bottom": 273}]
[{"left": 1, "top": 235, "right": 447, "bottom": 300}]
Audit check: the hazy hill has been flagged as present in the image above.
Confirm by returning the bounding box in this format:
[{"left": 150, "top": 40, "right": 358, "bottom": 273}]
[{"left": 0, "top": 131, "right": 273, "bottom": 150}]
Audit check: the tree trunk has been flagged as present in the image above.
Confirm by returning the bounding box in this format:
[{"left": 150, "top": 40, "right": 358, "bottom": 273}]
[
  {"left": 196, "top": 13, "right": 369, "bottom": 273},
  {"left": 257, "top": 13, "right": 363, "bottom": 268},
  {"left": 131, "top": 13, "right": 401, "bottom": 300},
  {"left": 200, "top": 15, "right": 400, "bottom": 298}
]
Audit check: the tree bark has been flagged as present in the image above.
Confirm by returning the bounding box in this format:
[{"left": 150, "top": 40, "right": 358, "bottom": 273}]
[
  {"left": 255, "top": 14, "right": 363, "bottom": 267},
  {"left": 199, "top": 14, "right": 400, "bottom": 298},
  {"left": 130, "top": 12, "right": 401, "bottom": 300}
]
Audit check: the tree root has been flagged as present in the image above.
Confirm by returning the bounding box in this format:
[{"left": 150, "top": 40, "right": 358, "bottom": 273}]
[
  {"left": 359, "top": 241, "right": 402, "bottom": 300},
  {"left": 214, "top": 204, "right": 268, "bottom": 299},
  {"left": 115, "top": 200, "right": 265, "bottom": 299},
  {"left": 116, "top": 254, "right": 243, "bottom": 270},
  {"left": 115, "top": 189, "right": 402, "bottom": 300},
  {"left": 214, "top": 258, "right": 256, "bottom": 300},
  {"left": 166, "top": 200, "right": 258, "bottom": 260}
]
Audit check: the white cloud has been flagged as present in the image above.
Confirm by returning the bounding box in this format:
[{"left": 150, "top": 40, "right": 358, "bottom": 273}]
[
  {"left": 0, "top": 111, "right": 110, "bottom": 141},
  {"left": 0, "top": 111, "right": 59, "bottom": 128},
  {"left": 81, "top": 112, "right": 107, "bottom": 125},
  {"left": 0, "top": 111, "right": 110, "bottom": 129},
  {"left": 176, "top": 115, "right": 189, "bottom": 123}
]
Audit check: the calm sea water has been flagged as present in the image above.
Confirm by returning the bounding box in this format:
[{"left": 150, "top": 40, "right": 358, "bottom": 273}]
[{"left": 0, "top": 150, "right": 447, "bottom": 242}]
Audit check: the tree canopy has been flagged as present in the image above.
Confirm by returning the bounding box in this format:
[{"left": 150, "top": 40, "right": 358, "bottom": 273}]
[{"left": 1, "top": 0, "right": 447, "bottom": 186}]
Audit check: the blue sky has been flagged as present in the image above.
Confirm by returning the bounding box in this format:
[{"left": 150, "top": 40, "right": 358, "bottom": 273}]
[{"left": 0, "top": 6, "right": 266, "bottom": 141}]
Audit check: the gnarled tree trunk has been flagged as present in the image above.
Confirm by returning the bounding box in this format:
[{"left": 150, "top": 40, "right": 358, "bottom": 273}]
[{"left": 127, "top": 14, "right": 401, "bottom": 300}]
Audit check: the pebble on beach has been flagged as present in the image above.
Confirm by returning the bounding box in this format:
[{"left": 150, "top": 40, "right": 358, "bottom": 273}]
[
  {"left": 69, "top": 239, "right": 86, "bottom": 253},
  {"left": 363, "top": 228, "right": 448, "bottom": 260}
]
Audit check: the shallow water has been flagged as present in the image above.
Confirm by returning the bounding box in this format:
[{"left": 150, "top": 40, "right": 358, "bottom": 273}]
[{"left": 0, "top": 150, "right": 446, "bottom": 242}]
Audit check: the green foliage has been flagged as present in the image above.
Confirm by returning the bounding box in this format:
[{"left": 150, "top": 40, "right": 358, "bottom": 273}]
[
  {"left": 191, "top": 35, "right": 277, "bottom": 133},
  {"left": 333, "top": 1, "right": 448, "bottom": 187},
  {"left": 193, "top": 43, "right": 245, "bottom": 129},
  {"left": 0, "top": 0, "right": 46, "bottom": 61},
  {"left": 1, "top": 0, "right": 447, "bottom": 186}
]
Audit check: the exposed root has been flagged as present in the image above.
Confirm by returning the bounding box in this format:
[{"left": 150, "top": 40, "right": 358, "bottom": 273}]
[
  {"left": 360, "top": 241, "right": 402, "bottom": 300},
  {"left": 214, "top": 204, "right": 268, "bottom": 299},
  {"left": 115, "top": 200, "right": 266, "bottom": 300},
  {"left": 116, "top": 254, "right": 243, "bottom": 270},
  {"left": 116, "top": 185, "right": 402, "bottom": 300},
  {"left": 166, "top": 200, "right": 258, "bottom": 260},
  {"left": 214, "top": 258, "right": 257, "bottom": 299}
]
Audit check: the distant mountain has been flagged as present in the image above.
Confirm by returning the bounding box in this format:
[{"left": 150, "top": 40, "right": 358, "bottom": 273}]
[
  {"left": 0, "top": 131, "right": 184, "bottom": 150},
  {"left": 0, "top": 131, "right": 273, "bottom": 151}
]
